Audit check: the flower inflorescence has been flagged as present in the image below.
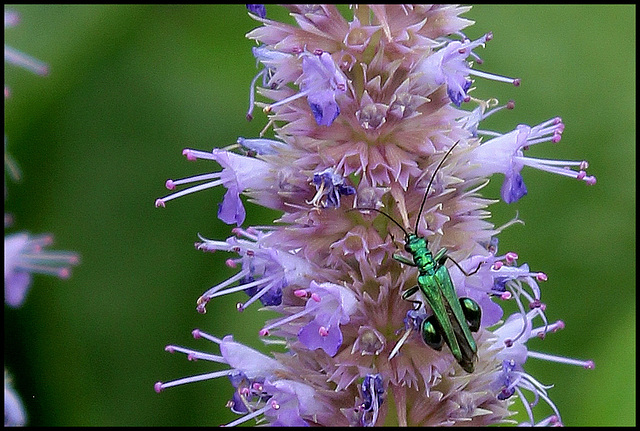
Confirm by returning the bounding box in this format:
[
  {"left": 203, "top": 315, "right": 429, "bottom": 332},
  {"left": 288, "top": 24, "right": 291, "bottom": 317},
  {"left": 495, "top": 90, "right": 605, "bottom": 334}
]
[
  {"left": 5, "top": 10, "right": 80, "bottom": 426},
  {"left": 155, "top": 4, "right": 594, "bottom": 426}
]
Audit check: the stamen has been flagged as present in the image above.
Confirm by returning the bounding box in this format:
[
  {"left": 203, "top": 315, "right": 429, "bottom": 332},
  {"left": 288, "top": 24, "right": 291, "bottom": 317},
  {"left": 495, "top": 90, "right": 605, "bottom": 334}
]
[
  {"left": 17, "top": 258, "right": 76, "bottom": 278},
  {"left": 389, "top": 327, "right": 413, "bottom": 360},
  {"left": 165, "top": 172, "right": 222, "bottom": 190},
  {"left": 528, "top": 299, "right": 544, "bottom": 310},
  {"left": 182, "top": 148, "right": 219, "bottom": 161},
  {"left": 515, "top": 372, "right": 562, "bottom": 421},
  {"left": 520, "top": 156, "right": 597, "bottom": 184},
  {"left": 236, "top": 137, "right": 286, "bottom": 155},
  {"left": 263, "top": 89, "right": 310, "bottom": 113},
  {"left": 514, "top": 386, "right": 536, "bottom": 425},
  {"left": 191, "top": 329, "right": 223, "bottom": 344},
  {"left": 154, "top": 370, "right": 233, "bottom": 392},
  {"left": 307, "top": 180, "right": 326, "bottom": 207},
  {"left": 294, "top": 289, "right": 321, "bottom": 302},
  {"left": 163, "top": 345, "right": 224, "bottom": 362},
  {"left": 198, "top": 268, "right": 252, "bottom": 301},
  {"left": 246, "top": 69, "right": 266, "bottom": 120},
  {"left": 155, "top": 178, "right": 224, "bottom": 207},
  {"left": 205, "top": 273, "right": 280, "bottom": 300},
  {"left": 530, "top": 319, "right": 564, "bottom": 339},
  {"left": 505, "top": 295, "right": 535, "bottom": 346},
  {"left": 195, "top": 235, "right": 235, "bottom": 253},
  {"left": 196, "top": 296, "right": 209, "bottom": 314},
  {"left": 237, "top": 278, "right": 282, "bottom": 311},
  {"left": 259, "top": 306, "right": 315, "bottom": 336},
  {"left": 505, "top": 252, "right": 518, "bottom": 263},
  {"left": 468, "top": 68, "right": 520, "bottom": 86},
  {"left": 528, "top": 351, "right": 595, "bottom": 369},
  {"left": 223, "top": 403, "right": 272, "bottom": 427},
  {"left": 482, "top": 99, "right": 515, "bottom": 123},
  {"left": 231, "top": 226, "right": 260, "bottom": 241},
  {"left": 11, "top": 235, "right": 80, "bottom": 279},
  {"left": 4, "top": 45, "right": 49, "bottom": 76}
]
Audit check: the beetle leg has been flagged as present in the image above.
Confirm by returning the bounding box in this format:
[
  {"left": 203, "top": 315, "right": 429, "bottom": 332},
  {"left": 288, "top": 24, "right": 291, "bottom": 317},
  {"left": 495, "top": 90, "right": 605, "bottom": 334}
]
[{"left": 393, "top": 252, "right": 416, "bottom": 267}]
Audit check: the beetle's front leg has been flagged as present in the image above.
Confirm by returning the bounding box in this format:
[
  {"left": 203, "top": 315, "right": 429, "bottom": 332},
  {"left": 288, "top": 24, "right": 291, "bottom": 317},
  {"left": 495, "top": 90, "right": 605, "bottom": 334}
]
[
  {"left": 434, "top": 248, "right": 483, "bottom": 276},
  {"left": 447, "top": 255, "right": 483, "bottom": 277},
  {"left": 401, "top": 285, "right": 423, "bottom": 309},
  {"left": 393, "top": 252, "right": 416, "bottom": 267}
]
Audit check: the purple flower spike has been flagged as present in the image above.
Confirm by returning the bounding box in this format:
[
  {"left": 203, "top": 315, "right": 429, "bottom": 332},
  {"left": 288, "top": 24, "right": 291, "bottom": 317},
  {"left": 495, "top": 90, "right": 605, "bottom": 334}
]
[{"left": 156, "top": 5, "right": 597, "bottom": 426}]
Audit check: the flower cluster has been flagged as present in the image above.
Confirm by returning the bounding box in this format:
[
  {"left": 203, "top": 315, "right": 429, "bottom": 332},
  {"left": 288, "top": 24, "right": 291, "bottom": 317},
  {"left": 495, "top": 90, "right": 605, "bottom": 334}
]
[
  {"left": 4, "top": 10, "right": 79, "bottom": 426},
  {"left": 155, "top": 5, "right": 594, "bottom": 426},
  {"left": 4, "top": 9, "right": 80, "bottom": 309}
]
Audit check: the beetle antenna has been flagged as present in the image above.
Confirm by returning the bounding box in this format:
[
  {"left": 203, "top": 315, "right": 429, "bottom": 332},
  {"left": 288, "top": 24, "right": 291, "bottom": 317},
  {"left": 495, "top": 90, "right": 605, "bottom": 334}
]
[
  {"left": 414, "top": 142, "right": 460, "bottom": 234},
  {"left": 347, "top": 207, "right": 409, "bottom": 238}
]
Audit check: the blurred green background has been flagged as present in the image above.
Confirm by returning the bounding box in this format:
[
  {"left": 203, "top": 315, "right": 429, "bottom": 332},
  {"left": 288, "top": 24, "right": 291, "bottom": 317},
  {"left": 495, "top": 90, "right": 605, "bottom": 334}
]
[{"left": 4, "top": 5, "right": 635, "bottom": 427}]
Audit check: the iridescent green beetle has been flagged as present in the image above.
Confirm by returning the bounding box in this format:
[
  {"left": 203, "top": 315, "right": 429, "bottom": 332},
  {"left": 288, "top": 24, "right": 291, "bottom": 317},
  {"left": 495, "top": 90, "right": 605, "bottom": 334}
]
[{"left": 351, "top": 143, "right": 482, "bottom": 373}]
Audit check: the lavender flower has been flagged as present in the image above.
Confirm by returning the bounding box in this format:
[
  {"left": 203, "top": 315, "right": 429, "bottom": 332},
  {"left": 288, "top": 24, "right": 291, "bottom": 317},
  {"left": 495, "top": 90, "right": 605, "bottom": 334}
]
[
  {"left": 4, "top": 370, "right": 26, "bottom": 427},
  {"left": 467, "top": 117, "right": 596, "bottom": 203},
  {"left": 155, "top": 148, "right": 272, "bottom": 226},
  {"left": 4, "top": 10, "right": 80, "bottom": 309},
  {"left": 4, "top": 10, "right": 80, "bottom": 425},
  {"left": 4, "top": 232, "right": 80, "bottom": 308},
  {"left": 156, "top": 4, "right": 595, "bottom": 426},
  {"left": 4, "top": 9, "right": 45, "bottom": 197},
  {"left": 4, "top": 10, "right": 48, "bottom": 77}
]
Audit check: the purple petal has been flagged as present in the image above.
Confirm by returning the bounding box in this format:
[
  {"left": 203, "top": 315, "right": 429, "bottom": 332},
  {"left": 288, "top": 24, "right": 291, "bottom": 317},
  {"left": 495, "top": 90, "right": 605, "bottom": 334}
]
[
  {"left": 301, "top": 52, "right": 345, "bottom": 127},
  {"left": 220, "top": 335, "right": 284, "bottom": 378},
  {"left": 464, "top": 288, "right": 503, "bottom": 328},
  {"left": 297, "top": 318, "right": 343, "bottom": 357},
  {"left": 447, "top": 78, "right": 472, "bottom": 107},
  {"left": 4, "top": 271, "right": 32, "bottom": 308},
  {"left": 264, "top": 380, "right": 317, "bottom": 426},
  {"left": 218, "top": 185, "right": 245, "bottom": 226},
  {"left": 209, "top": 149, "right": 270, "bottom": 226},
  {"left": 4, "top": 376, "right": 27, "bottom": 426},
  {"left": 308, "top": 91, "right": 340, "bottom": 126},
  {"left": 245, "top": 4, "right": 266, "bottom": 18},
  {"left": 501, "top": 171, "right": 528, "bottom": 204}
]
